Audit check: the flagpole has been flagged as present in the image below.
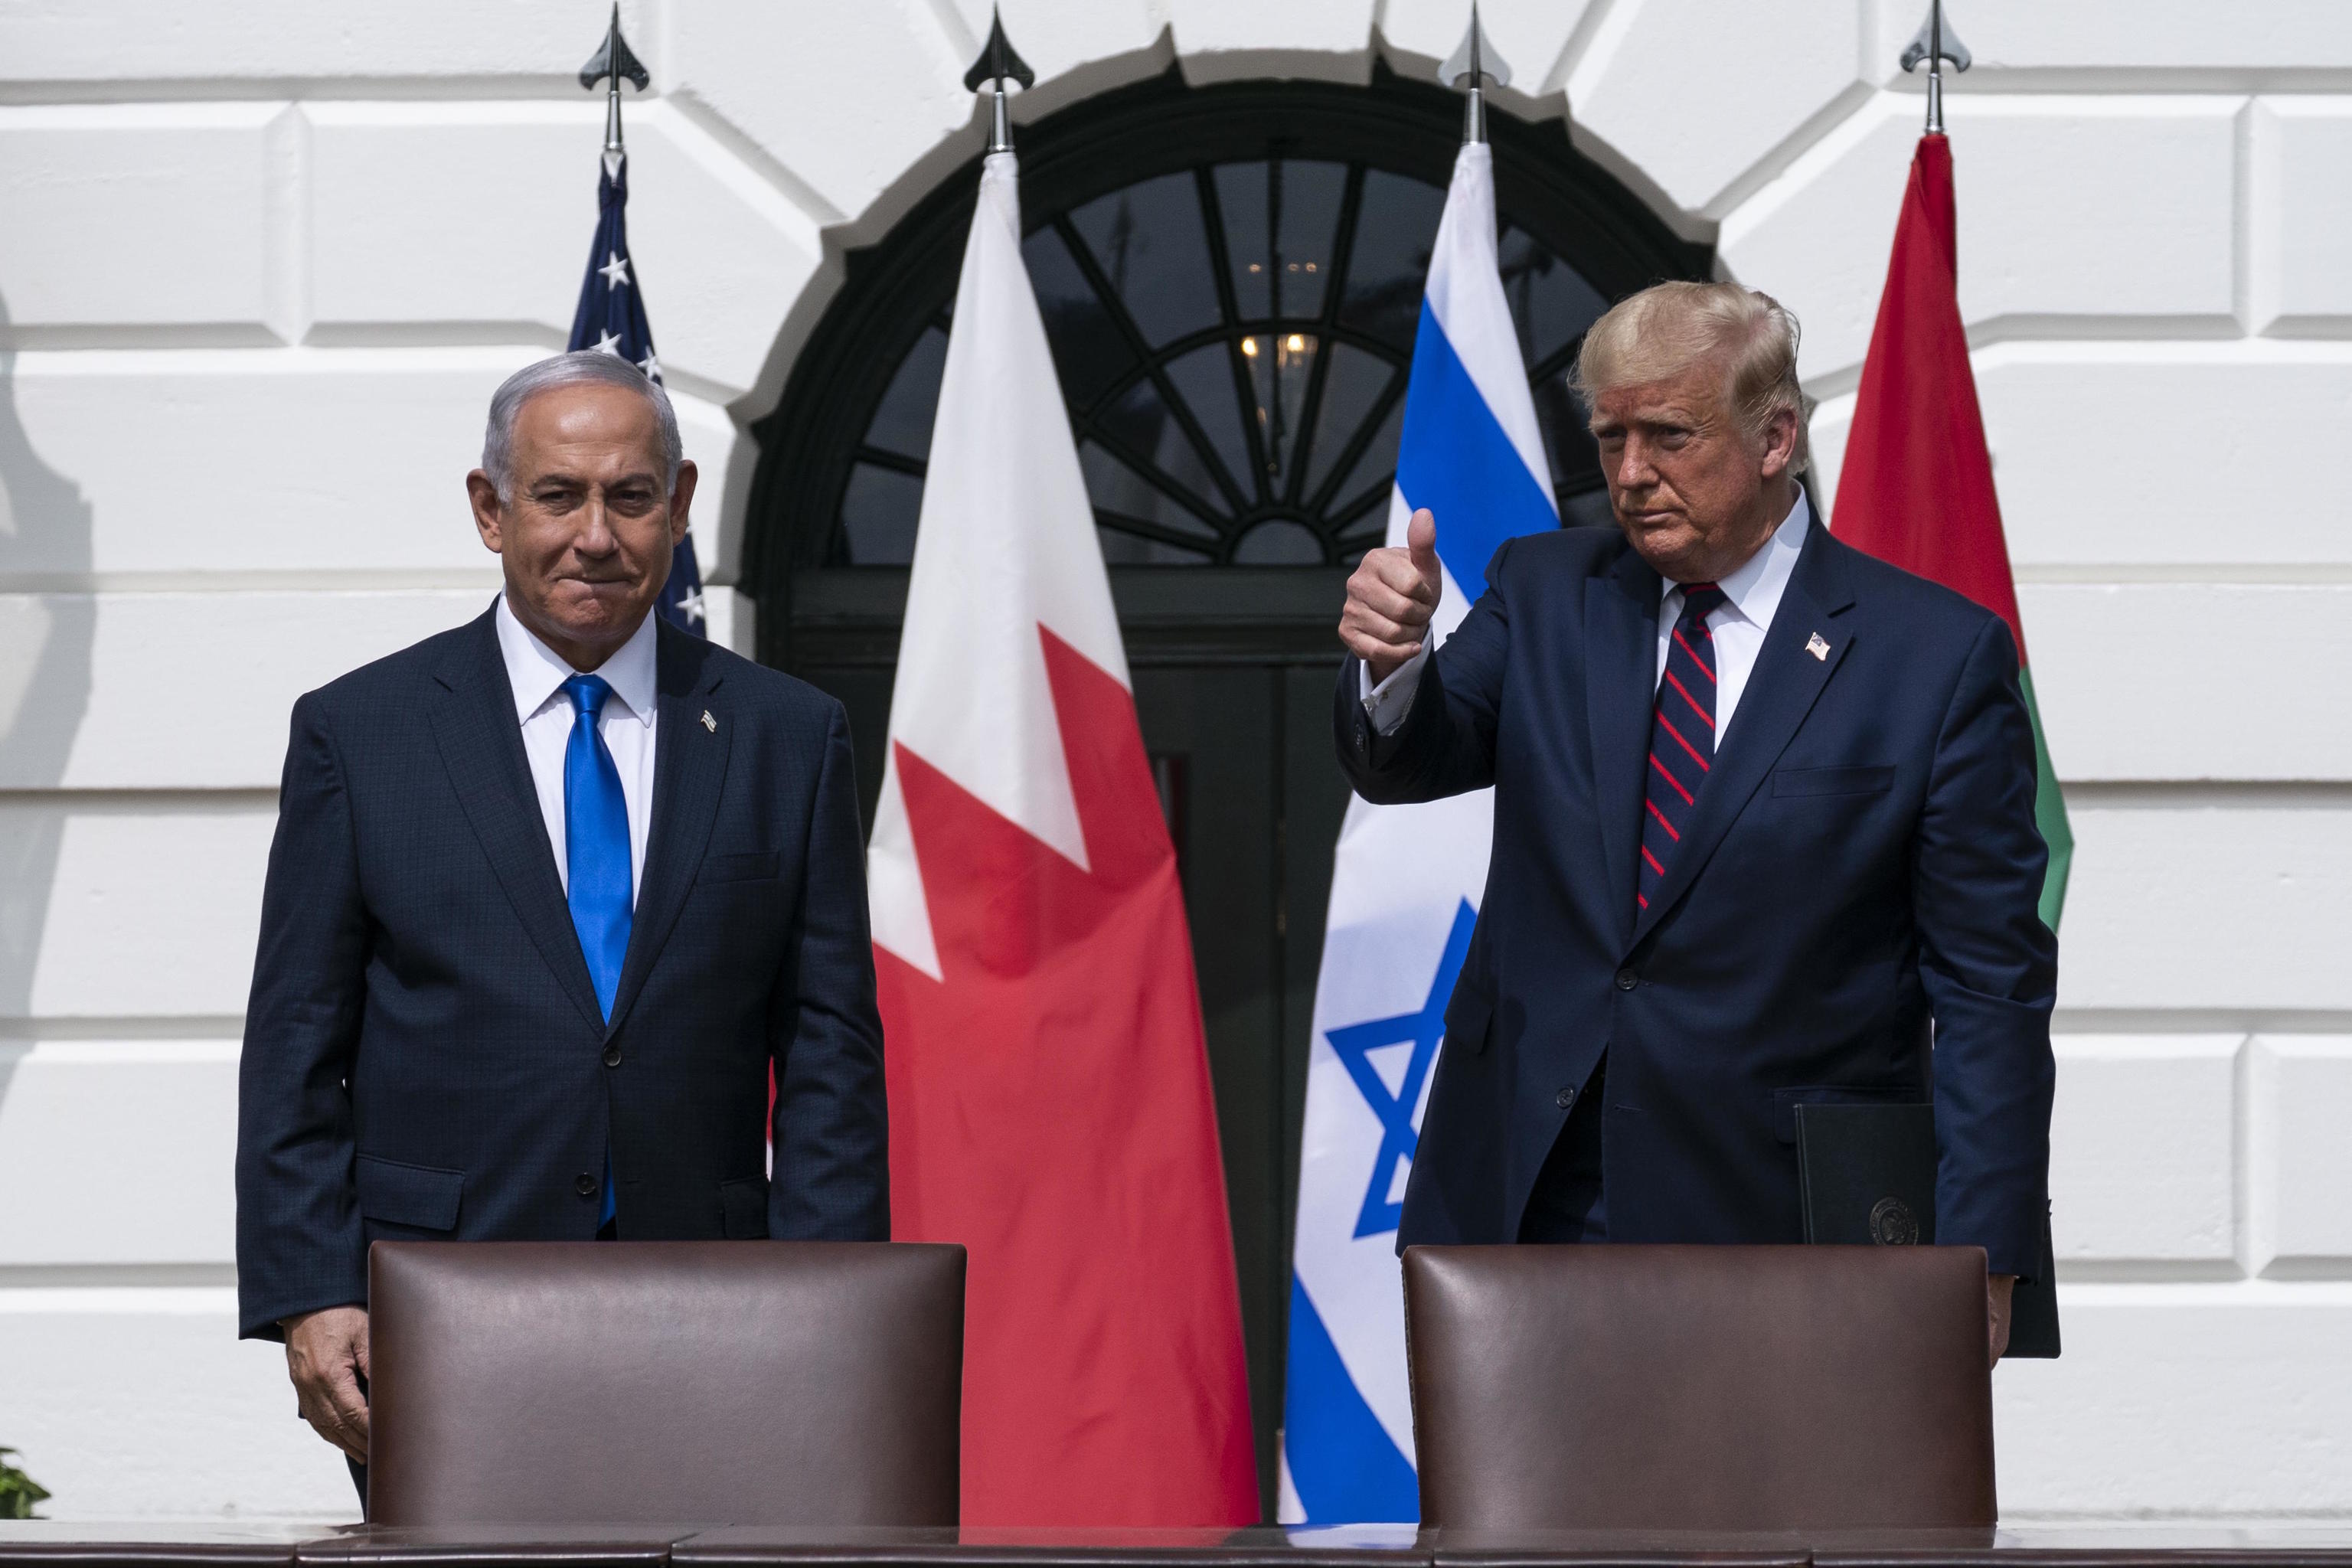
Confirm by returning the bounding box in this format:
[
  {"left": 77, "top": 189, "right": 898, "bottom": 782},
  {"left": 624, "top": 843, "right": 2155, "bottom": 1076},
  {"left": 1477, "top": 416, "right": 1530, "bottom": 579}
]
[
  {"left": 1440, "top": 5, "right": 1511, "bottom": 146},
  {"left": 579, "top": 4, "right": 650, "bottom": 172},
  {"left": 962, "top": 8, "right": 1035, "bottom": 155},
  {"left": 1900, "top": 0, "right": 1972, "bottom": 136}
]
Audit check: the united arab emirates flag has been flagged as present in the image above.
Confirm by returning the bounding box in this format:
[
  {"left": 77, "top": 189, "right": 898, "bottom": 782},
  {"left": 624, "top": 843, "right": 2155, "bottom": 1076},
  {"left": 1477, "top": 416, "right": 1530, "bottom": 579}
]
[{"left": 1831, "top": 131, "right": 2072, "bottom": 928}]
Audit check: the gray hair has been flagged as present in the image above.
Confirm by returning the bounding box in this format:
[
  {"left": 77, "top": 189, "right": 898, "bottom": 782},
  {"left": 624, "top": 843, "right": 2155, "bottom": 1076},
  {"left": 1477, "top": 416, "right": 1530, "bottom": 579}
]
[
  {"left": 1570, "top": 280, "right": 1811, "bottom": 474},
  {"left": 482, "top": 351, "right": 684, "bottom": 500}
]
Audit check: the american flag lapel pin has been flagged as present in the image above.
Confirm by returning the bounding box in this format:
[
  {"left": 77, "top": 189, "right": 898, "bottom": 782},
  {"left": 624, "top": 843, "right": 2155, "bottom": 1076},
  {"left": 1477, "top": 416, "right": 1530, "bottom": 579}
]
[
  {"left": 1806, "top": 632, "right": 1831, "bottom": 662},
  {"left": 701, "top": 709, "right": 718, "bottom": 733}
]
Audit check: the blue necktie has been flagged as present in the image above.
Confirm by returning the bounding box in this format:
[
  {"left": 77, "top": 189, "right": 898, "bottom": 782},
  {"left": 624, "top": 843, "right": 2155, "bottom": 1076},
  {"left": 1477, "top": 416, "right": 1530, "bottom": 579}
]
[
  {"left": 563, "top": 675, "right": 632, "bottom": 1229},
  {"left": 1639, "top": 583, "right": 1726, "bottom": 916}
]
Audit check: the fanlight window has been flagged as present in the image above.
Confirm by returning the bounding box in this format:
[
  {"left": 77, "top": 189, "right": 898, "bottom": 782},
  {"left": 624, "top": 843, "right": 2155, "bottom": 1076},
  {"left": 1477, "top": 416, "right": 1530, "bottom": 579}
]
[{"left": 835, "top": 157, "right": 1618, "bottom": 568}]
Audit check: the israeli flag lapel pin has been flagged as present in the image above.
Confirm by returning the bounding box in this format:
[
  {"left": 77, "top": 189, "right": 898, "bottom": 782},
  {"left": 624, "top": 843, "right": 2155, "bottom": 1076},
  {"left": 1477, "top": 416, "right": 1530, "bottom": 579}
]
[
  {"left": 701, "top": 709, "right": 718, "bottom": 733},
  {"left": 1806, "top": 632, "right": 1831, "bottom": 662}
]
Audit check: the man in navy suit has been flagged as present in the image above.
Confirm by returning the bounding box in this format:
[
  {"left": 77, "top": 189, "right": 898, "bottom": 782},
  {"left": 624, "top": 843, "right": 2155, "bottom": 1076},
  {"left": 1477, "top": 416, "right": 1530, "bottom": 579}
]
[
  {"left": 236, "top": 351, "right": 888, "bottom": 1478},
  {"left": 1336, "top": 282, "right": 2053, "bottom": 1359}
]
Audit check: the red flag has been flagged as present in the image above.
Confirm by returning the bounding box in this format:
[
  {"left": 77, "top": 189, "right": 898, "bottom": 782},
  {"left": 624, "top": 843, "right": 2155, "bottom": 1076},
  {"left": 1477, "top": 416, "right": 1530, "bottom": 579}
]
[
  {"left": 866, "top": 151, "right": 1259, "bottom": 1525},
  {"left": 1831, "top": 132, "right": 2072, "bottom": 926}
]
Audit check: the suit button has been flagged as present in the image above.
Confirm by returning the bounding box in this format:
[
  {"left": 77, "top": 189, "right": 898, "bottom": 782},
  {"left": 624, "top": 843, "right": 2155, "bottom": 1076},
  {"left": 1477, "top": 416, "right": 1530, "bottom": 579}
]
[
  {"left": 603, "top": 1045, "right": 622, "bottom": 1068},
  {"left": 1556, "top": 1086, "right": 1576, "bottom": 1110},
  {"left": 574, "top": 1173, "right": 597, "bottom": 1198},
  {"left": 1615, "top": 969, "right": 1639, "bottom": 991}
]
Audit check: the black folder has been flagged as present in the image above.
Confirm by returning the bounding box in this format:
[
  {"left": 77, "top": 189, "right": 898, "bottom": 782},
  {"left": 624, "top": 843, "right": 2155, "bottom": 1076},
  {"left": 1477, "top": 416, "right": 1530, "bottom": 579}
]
[{"left": 1794, "top": 1101, "right": 2060, "bottom": 1359}]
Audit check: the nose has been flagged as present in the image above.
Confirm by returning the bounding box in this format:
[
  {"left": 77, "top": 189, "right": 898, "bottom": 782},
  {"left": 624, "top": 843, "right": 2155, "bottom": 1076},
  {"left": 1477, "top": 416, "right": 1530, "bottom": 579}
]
[
  {"left": 1613, "top": 434, "right": 1657, "bottom": 490},
  {"left": 576, "top": 493, "right": 619, "bottom": 555}
]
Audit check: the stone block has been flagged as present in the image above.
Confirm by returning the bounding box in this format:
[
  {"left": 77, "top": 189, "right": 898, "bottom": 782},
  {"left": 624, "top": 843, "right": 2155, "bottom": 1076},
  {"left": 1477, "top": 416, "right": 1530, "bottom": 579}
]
[
  {"left": 0, "top": 1, "right": 642, "bottom": 84},
  {"left": 1168, "top": 0, "right": 1376, "bottom": 83},
  {"left": 1571, "top": 0, "right": 1864, "bottom": 217},
  {"left": 2021, "top": 585, "right": 2352, "bottom": 782},
  {"left": 2249, "top": 1036, "right": 2352, "bottom": 1272},
  {"left": 2252, "top": 98, "right": 2352, "bottom": 331},
  {"left": 667, "top": 1, "right": 972, "bottom": 230},
  {"left": 2059, "top": 805, "right": 2352, "bottom": 1013},
  {"left": 0, "top": 1040, "right": 238, "bottom": 1266},
  {"left": 1994, "top": 1284, "right": 2352, "bottom": 1516},
  {"left": 1867, "top": 1, "right": 2352, "bottom": 75},
  {"left": 1726, "top": 93, "right": 2241, "bottom": 381},
  {"left": 0, "top": 801, "right": 276, "bottom": 1021},
  {"left": 0, "top": 348, "right": 740, "bottom": 580},
  {"left": 2048, "top": 1036, "right": 2240, "bottom": 1267},
  {"left": 0, "top": 1289, "right": 358, "bottom": 1520},
  {"left": 0, "top": 104, "right": 284, "bottom": 336},
  {"left": 305, "top": 103, "right": 816, "bottom": 397}
]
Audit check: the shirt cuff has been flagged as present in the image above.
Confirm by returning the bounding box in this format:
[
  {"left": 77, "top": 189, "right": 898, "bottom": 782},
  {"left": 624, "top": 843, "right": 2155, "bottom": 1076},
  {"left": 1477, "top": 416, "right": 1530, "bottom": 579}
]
[{"left": 1360, "top": 646, "right": 1429, "bottom": 737}]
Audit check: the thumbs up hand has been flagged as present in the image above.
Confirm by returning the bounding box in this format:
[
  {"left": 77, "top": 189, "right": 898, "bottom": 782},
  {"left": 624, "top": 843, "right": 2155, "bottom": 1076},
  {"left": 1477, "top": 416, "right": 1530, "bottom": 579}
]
[{"left": 1339, "top": 508, "right": 1443, "bottom": 684}]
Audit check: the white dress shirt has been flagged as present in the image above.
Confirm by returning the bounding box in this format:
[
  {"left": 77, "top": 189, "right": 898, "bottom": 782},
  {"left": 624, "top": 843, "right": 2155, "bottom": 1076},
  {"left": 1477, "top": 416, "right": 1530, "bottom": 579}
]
[
  {"left": 1362, "top": 493, "right": 1813, "bottom": 742},
  {"left": 495, "top": 593, "right": 658, "bottom": 904}
]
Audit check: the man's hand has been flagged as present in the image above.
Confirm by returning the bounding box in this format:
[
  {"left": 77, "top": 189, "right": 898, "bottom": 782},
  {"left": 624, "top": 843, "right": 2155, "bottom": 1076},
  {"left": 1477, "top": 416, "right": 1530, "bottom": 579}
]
[
  {"left": 283, "top": 1305, "right": 371, "bottom": 1462},
  {"left": 1340, "top": 508, "right": 1443, "bottom": 684},
  {"left": 1987, "top": 1273, "right": 2015, "bottom": 1365}
]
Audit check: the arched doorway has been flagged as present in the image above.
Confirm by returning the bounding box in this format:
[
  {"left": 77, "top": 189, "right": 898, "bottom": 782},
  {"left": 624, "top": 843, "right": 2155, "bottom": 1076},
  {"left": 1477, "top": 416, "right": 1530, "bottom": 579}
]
[{"left": 744, "top": 61, "right": 1709, "bottom": 1510}]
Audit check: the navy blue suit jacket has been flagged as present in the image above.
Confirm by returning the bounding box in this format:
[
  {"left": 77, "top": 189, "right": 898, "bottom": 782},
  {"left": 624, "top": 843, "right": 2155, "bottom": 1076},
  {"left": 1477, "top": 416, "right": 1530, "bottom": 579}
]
[
  {"left": 236, "top": 604, "right": 889, "bottom": 1340},
  {"left": 1337, "top": 519, "right": 2056, "bottom": 1277}
]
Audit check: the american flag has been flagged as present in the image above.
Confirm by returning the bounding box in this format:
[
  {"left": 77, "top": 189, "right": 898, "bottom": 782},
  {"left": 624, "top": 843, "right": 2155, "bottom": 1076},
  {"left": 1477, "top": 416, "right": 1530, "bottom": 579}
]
[{"left": 569, "top": 152, "right": 705, "bottom": 635}]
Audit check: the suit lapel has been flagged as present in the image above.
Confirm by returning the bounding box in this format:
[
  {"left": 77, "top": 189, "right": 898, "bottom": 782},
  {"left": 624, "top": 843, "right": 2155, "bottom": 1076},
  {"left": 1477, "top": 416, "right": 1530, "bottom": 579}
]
[
  {"left": 1586, "top": 546, "right": 1662, "bottom": 952},
  {"left": 1630, "top": 522, "right": 1858, "bottom": 950},
  {"left": 604, "top": 621, "right": 731, "bottom": 1040},
  {"left": 426, "top": 607, "right": 609, "bottom": 1035}
]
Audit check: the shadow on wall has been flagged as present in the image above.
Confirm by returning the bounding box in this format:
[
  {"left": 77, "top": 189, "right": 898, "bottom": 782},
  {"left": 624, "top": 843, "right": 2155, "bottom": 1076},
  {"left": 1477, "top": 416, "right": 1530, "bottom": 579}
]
[{"left": 0, "top": 287, "right": 96, "bottom": 1059}]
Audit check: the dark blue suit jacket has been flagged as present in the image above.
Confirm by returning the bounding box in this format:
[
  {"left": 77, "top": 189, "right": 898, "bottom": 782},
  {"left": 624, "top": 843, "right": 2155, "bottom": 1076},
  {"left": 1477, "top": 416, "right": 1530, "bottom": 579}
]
[
  {"left": 1337, "top": 519, "right": 2056, "bottom": 1277},
  {"left": 236, "top": 604, "right": 889, "bottom": 1340}
]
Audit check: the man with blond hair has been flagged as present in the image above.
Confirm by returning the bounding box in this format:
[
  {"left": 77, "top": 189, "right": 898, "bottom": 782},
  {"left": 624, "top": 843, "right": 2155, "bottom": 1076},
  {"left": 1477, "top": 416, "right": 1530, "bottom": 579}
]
[{"left": 1336, "top": 281, "right": 2053, "bottom": 1357}]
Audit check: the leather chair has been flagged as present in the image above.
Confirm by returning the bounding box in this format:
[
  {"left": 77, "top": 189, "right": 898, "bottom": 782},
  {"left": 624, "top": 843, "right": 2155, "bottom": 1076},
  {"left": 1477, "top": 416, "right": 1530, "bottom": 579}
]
[
  {"left": 367, "top": 1240, "right": 965, "bottom": 1527},
  {"left": 1402, "top": 1244, "right": 1995, "bottom": 1530}
]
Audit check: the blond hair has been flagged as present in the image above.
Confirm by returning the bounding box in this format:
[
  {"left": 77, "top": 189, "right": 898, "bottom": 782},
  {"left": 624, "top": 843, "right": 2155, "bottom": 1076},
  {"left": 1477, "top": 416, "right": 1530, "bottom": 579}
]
[{"left": 1569, "top": 281, "right": 1811, "bottom": 473}]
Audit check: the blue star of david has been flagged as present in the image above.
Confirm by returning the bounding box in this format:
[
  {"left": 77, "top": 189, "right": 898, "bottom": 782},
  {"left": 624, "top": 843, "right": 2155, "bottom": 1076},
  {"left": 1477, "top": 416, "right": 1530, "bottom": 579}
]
[{"left": 1325, "top": 900, "right": 1478, "bottom": 1240}]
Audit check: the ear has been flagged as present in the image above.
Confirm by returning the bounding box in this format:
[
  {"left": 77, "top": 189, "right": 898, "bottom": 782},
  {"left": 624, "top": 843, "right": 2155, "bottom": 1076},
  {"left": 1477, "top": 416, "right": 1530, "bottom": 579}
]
[
  {"left": 1756, "top": 404, "right": 1801, "bottom": 480},
  {"left": 466, "top": 470, "right": 505, "bottom": 553},
  {"left": 667, "top": 459, "right": 700, "bottom": 546}
]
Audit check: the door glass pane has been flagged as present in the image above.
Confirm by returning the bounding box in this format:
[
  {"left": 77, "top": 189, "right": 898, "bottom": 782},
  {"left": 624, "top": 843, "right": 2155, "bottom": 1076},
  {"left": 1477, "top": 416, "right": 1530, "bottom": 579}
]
[
  {"left": 1233, "top": 518, "right": 1326, "bottom": 564},
  {"left": 1094, "top": 374, "right": 1233, "bottom": 516},
  {"left": 1024, "top": 225, "right": 1137, "bottom": 409},
  {"left": 1336, "top": 171, "right": 1445, "bottom": 351},
  {"left": 1240, "top": 332, "right": 1318, "bottom": 492},
  {"left": 1498, "top": 223, "right": 1610, "bottom": 371},
  {"left": 839, "top": 462, "right": 923, "bottom": 564},
  {"left": 1162, "top": 342, "right": 1256, "bottom": 501},
  {"left": 1214, "top": 159, "right": 1346, "bottom": 322},
  {"left": 1070, "top": 172, "right": 1223, "bottom": 348},
  {"left": 862, "top": 325, "right": 948, "bottom": 460},
  {"left": 1079, "top": 440, "right": 1223, "bottom": 543},
  {"left": 1300, "top": 343, "right": 1394, "bottom": 501}
]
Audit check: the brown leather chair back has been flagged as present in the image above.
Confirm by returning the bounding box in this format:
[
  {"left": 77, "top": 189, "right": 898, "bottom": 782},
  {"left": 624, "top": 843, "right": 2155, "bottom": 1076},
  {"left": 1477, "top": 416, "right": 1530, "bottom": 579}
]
[
  {"left": 368, "top": 1240, "right": 964, "bottom": 1527},
  {"left": 1403, "top": 1244, "right": 1994, "bottom": 1530}
]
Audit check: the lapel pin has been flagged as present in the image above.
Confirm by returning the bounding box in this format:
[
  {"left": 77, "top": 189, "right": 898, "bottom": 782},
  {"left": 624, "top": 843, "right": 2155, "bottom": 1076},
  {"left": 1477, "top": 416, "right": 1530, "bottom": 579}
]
[
  {"left": 701, "top": 709, "right": 718, "bottom": 733},
  {"left": 1806, "top": 632, "right": 1831, "bottom": 662}
]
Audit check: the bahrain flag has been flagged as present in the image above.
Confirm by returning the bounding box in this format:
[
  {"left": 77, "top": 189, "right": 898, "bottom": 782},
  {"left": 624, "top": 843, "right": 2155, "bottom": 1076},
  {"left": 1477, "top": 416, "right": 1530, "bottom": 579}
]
[{"left": 865, "top": 148, "right": 1259, "bottom": 1526}]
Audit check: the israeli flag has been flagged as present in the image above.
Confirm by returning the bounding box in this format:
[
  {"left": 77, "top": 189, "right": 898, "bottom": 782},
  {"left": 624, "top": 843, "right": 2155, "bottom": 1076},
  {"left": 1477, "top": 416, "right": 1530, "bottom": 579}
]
[{"left": 1278, "top": 139, "right": 1559, "bottom": 1524}]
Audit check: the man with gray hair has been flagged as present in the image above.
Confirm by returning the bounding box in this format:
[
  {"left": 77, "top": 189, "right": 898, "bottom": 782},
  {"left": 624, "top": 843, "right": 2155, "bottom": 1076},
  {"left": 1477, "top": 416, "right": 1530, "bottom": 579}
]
[
  {"left": 1337, "top": 281, "right": 2054, "bottom": 1359},
  {"left": 235, "top": 351, "right": 890, "bottom": 1500}
]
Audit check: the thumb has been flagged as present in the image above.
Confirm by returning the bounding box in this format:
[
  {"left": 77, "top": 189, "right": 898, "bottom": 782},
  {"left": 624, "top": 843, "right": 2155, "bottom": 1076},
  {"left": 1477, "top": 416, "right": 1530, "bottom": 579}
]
[{"left": 1406, "top": 509, "right": 1439, "bottom": 581}]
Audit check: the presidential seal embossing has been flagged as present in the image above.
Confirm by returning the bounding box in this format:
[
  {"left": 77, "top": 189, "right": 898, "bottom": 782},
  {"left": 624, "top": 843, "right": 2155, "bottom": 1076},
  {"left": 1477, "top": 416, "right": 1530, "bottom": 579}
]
[{"left": 1869, "top": 1195, "right": 1920, "bottom": 1246}]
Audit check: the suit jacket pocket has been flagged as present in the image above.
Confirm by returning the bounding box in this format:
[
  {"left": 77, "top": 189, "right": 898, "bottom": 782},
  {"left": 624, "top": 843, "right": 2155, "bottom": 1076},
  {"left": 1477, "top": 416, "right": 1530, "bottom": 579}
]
[
  {"left": 701, "top": 849, "right": 780, "bottom": 884},
  {"left": 1773, "top": 764, "right": 1896, "bottom": 799},
  {"left": 1772, "top": 1083, "right": 1925, "bottom": 1144},
  {"left": 354, "top": 1153, "right": 465, "bottom": 1231},
  {"left": 1443, "top": 985, "right": 1494, "bottom": 1057},
  {"left": 719, "top": 1175, "right": 770, "bottom": 1239}
]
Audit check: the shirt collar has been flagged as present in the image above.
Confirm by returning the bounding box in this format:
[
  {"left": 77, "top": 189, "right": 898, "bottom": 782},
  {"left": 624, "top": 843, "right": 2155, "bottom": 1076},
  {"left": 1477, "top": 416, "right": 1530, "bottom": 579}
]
[
  {"left": 1669, "top": 489, "right": 1812, "bottom": 630},
  {"left": 495, "top": 593, "right": 660, "bottom": 728}
]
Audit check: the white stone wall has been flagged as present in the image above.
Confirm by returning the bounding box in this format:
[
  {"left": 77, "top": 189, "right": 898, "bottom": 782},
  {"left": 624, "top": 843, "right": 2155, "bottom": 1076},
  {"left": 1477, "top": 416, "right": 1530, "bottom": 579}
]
[{"left": 1, "top": 0, "right": 2347, "bottom": 1525}]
